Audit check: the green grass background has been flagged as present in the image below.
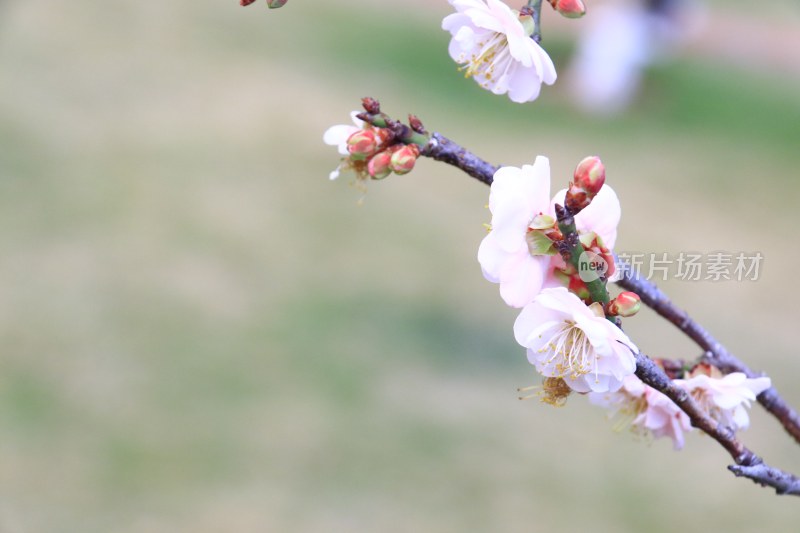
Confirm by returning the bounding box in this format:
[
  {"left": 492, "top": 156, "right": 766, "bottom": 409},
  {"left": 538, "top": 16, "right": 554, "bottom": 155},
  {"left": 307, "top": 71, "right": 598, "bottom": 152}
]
[{"left": 1, "top": 1, "right": 799, "bottom": 531}]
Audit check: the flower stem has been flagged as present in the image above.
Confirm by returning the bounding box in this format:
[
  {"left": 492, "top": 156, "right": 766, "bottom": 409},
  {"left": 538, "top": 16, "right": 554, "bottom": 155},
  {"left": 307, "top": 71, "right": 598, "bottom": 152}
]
[
  {"left": 555, "top": 205, "right": 611, "bottom": 311},
  {"left": 528, "top": 0, "right": 543, "bottom": 44},
  {"left": 357, "top": 112, "right": 430, "bottom": 148}
]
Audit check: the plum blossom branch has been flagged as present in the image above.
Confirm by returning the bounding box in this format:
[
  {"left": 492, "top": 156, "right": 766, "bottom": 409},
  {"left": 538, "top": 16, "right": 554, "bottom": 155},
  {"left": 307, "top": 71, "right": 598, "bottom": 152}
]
[
  {"left": 635, "top": 351, "right": 800, "bottom": 496},
  {"left": 393, "top": 114, "right": 800, "bottom": 446},
  {"left": 614, "top": 258, "right": 800, "bottom": 446},
  {"left": 356, "top": 99, "right": 499, "bottom": 186},
  {"left": 342, "top": 100, "right": 800, "bottom": 493}
]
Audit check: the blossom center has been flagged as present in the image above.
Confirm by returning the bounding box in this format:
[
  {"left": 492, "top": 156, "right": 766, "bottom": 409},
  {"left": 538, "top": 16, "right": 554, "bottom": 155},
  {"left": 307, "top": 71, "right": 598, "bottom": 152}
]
[
  {"left": 539, "top": 320, "right": 596, "bottom": 380},
  {"left": 461, "top": 32, "right": 511, "bottom": 82}
]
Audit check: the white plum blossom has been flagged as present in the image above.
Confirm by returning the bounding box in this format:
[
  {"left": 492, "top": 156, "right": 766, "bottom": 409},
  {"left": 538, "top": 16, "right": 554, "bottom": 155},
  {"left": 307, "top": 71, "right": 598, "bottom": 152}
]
[
  {"left": 676, "top": 370, "right": 771, "bottom": 432},
  {"left": 323, "top": 111, "right": 366, "bottom": 181},
  {"left": 478, "top": 155, "right": 621, "bottom": 308},
  {"left": 514, "top": 287, "right": 637, "bottom": 393},
  {"left": 442, "top": 0, "right": 557, "bottom": 103},
  {"left": 590, "top": 375, "right": 693, "bottom": 450}
]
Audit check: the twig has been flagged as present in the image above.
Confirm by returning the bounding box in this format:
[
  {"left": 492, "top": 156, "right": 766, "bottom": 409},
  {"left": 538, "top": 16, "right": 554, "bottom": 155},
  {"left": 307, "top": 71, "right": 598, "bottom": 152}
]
[
  {"left": 423, "top": 133, "right": 499, "bottom": 187},
  {"left": 615, "top": 259, "right": 800, "bottom": 446},
  {"left": 635, "top": 352, "right": 800, "bottom": 495}
]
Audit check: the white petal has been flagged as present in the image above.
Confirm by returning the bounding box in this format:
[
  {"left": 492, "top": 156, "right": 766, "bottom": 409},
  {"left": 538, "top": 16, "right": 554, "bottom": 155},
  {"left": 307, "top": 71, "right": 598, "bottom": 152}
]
[
  {"left": 477, "top": 231, "right": 507, "bottom": 282},
  {"left": 514, "top": 303, "right": 560, "bottom": 346},
  {"left": 521, "top": 156, "right": 552, "bottom": 214},
  {"left": 488, "top": 167, "right": 532, "bottom": 253},
  {"left": 576, "top": 185, "right": 621, "bottom": 249},
  {"left": 323, "top": 124, "right": 358, "bottom": 155},
  {"left": 505, "top": 62, "right": 542, "bottom": 103},
  {"left": 499, "top": 253, "right": 546, "bottom": 308}
]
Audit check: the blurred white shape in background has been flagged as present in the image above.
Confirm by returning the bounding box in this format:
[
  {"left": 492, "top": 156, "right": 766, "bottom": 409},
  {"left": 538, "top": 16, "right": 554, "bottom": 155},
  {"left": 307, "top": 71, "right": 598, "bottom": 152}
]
[{"left": 568, "top": 0, "right": 705, "bottom": 115}]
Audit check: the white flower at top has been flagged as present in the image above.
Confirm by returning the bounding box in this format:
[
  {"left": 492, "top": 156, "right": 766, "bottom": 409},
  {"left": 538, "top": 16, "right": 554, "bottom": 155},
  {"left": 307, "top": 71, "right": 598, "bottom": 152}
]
[
  {"left": 514, "top": 286, "right": 637, "bottom": 393},
  {"left": 478, "top": 156, "right": 621, "bottom": 308},
  {"left": 442, "top": 0, "right": 557, "bottom": 103},
  {"left": 590, "top": 375, "right": 693, "bottom": 450},
  {"left": 675, "top": 368, "right": 771, "bottom": 432}
]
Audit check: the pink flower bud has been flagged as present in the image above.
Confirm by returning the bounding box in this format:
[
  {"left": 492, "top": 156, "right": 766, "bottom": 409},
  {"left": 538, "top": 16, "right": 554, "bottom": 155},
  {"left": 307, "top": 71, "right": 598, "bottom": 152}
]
[
  {"left": 346, "top": 130, "right": 378, "bottom": 160},
  {"left": 573, "top": 156, "right": 605, "bottom": 196},
  {"left": 240, "top": 0, "right": 257, "bottom": 6},
  {"left": 389, "top": 144, "right": 420, "bottom": 175},
  {"left": 607, "top": 292, "right": 641, "bottom": 317},
  {"left": 367, "top": 150, "right": 393, "bottom": 180},
  {"left": 267, "top": 0, "right": 288, "bottom": 8},
  {"left": 553, "top": 0, "right": 586, "bottom": 19}
]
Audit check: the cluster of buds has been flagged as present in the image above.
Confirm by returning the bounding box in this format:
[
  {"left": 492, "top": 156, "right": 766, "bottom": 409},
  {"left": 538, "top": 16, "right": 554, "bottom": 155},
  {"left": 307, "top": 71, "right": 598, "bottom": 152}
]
[
  {"left": 547, "top": 0, "right": 586, "bottom": 19},
  {"left": 565, "top": 156, "right": 605, "bottom": 214},
  {"left": 346, "top": 129, "right": 421, "bottom": 180},
  {"left": 552, "top": 230, "right": 616, "bottom": 298},
  {"left": 325, "top": 98, "right": 427, "bottom": 185},
  {"left": 240, "top": 0, "right": 288, "bottom": 7}
]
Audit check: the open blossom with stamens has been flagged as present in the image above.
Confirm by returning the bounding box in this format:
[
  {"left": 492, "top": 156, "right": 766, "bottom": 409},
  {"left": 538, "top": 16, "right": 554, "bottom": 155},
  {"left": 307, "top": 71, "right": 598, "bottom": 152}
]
[
  {"left": 514, "top": 287, "right": 637, "bottom": 393},
  {"left": 675, "top": 367, "right": 771, "bottom": 432},
  {"left": 589, "top": 375, "right": 693, "bottom": 450},
  {"left": 478, "top": 155, "right": 621, "bottom": 308},
  {"left": 442, "top": 0, "right": 557, "bottom": 103}
]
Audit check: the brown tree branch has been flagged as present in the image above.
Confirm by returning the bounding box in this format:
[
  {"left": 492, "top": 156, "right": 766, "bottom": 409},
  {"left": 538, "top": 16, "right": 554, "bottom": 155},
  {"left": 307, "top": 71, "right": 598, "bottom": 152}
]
[
  {"left": 614, "top": 259, "right": 800, "bottom": 446},
  {"left": 635, "top": 352, "right": 800, "bottom": 495},
  {"left": 423, "top": 133, "right": 499, "bottom": 187}
]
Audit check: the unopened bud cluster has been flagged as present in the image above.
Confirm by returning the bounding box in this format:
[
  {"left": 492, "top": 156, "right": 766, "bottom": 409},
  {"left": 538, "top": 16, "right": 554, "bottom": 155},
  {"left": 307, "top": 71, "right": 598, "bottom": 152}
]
[{"left": 345, "top": 129, "right": 421, "bottom": 180}]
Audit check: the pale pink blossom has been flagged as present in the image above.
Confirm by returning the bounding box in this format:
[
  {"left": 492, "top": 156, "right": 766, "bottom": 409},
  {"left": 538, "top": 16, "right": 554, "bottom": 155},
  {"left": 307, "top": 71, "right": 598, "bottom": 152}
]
[
  {"left": 514, "top": 287, "right": 637, "bottom": 393},
  {"left": 442, "top": 0, "right": 557, "bottom": 103},
  {"left": 478, "top": 156, "right": 621, "bottom": 308},
  {"left": 676, "top": 371, "right": 771, "bottom": 432},
  {"left": 590, "top": 375, "right": 693, "bottom": 450}
]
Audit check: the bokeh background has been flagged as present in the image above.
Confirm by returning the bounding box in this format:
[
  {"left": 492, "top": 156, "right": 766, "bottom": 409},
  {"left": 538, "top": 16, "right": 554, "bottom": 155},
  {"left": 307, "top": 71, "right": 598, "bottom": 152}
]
[{"left": 1, "top": 1, "right": 799, "bottom": 531}]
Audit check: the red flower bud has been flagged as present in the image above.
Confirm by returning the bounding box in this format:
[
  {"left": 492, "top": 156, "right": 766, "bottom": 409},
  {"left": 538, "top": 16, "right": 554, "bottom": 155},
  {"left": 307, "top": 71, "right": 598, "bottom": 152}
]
[
  {"left": 361, "top": 97, "right": 381, "bottom": 115},
  {"left": 346, "top": 130, "right": 378, "bottom": 160},
  {"left": 389, "top": 144, "right": 420, "bottom": 175},
  {"left": 368, "top": 150, "right": 393, "bottom": 180},
  {"left": 573, "top": 156, "right": 605, "bottom": 196},
  {"left": 552, "top": 0, "right": 586, "bottom": 19},
  {"left": 607, "top": 292, "right": 641, "bottom": 317},
  {"left": 240, "top": 0, "right": 257, "bottom": 6}
]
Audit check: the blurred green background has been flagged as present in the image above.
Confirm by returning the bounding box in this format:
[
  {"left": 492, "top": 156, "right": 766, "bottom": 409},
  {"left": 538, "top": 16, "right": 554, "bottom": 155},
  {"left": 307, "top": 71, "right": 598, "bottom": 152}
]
[{"left": 1, "top": 1, "right": 799, "bottom": 531}]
